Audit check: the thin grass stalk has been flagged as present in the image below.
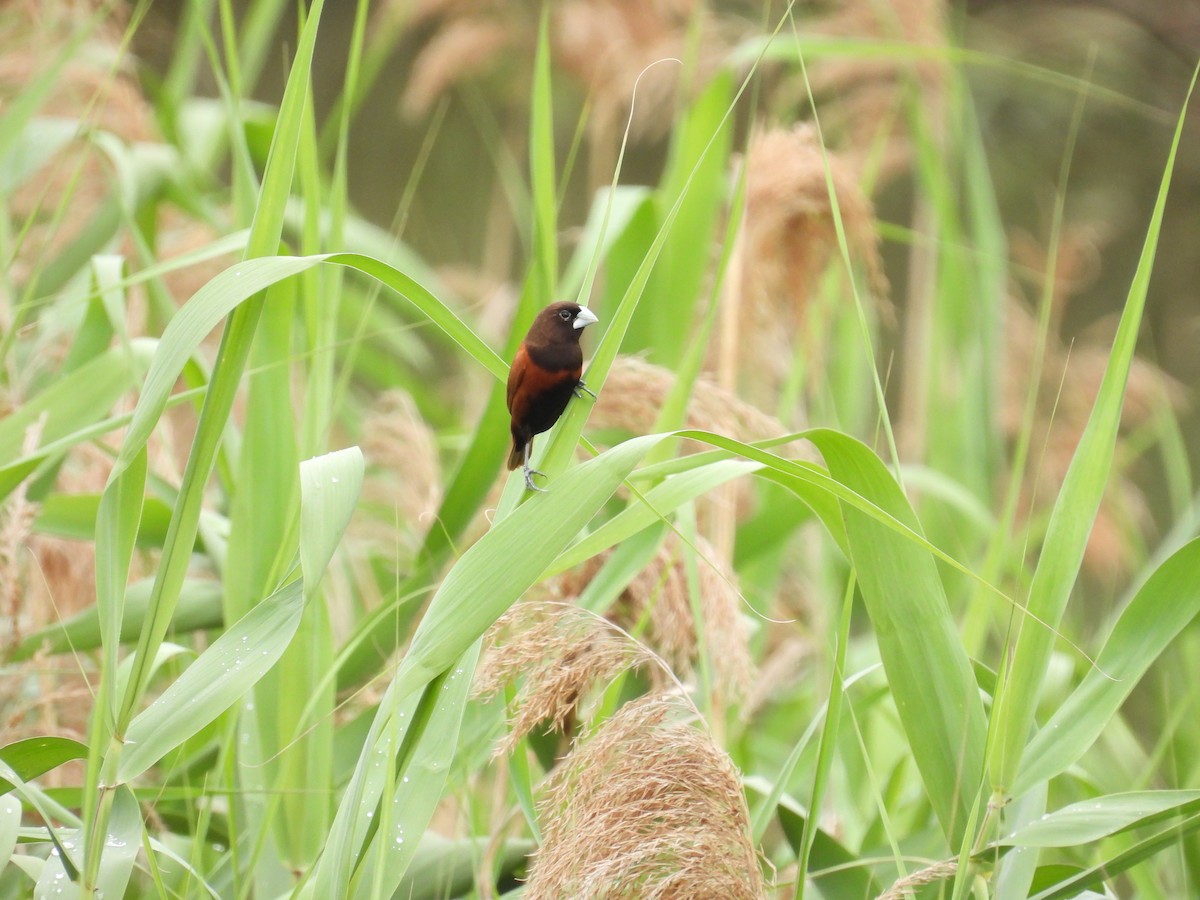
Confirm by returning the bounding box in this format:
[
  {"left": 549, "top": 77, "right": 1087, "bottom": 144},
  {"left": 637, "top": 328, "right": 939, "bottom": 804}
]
[
  {"left": 160, "top": 0, "right": 217, "bottom": 120},
  {"left": 794, "top": 571, "right": 854, "bottom": 899},
  {"left": 987, "top": 66, "right": 1197, "bottom": 806},
  {"left": 964, "top": 65, "right": 1090, "bottom": 663},
  {"left": 790, "top": 37, "right": 902, "bottom": 479}
]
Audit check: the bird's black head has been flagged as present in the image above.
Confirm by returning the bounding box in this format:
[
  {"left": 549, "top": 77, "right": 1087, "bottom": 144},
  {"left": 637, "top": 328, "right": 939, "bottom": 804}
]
[{"left": 526, "top": 301, "right": 599, "bottom": 348}]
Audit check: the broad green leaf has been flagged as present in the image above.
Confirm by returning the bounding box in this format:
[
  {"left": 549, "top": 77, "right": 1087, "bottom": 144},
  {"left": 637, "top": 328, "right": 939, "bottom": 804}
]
[
  {"left": 33, "top": 492, "right": 173, "bottom": 546},
  {"left": 352, "top": 642, "right": 482, "bottom": 899},
  {"left": 0, "top": 738, "right": 88, "bottom": 798},
  {"left": 226, "top": 279, "right": 299, "bottom": 620},
  {"left": 299, "top": 447, "right": 365, "bottom": 599},
  {"left": 1014, "top": 539, "right": 1200, "bottom": 795},
  {"left": 93, "top": 786, "right": 141, "bottom": 900},
  {"left": 11, "top": 578, "right": 222, "bottom": 660},
  {"left": 632, "top": 72, "right": 732, "bottom": 367},
  {"left": 547, "top": 459, "right": 761, "bottom": 575},
  {"left": 34, "top": 847, "right": 78, "bottom": 899},
  {"left": 1028, "top": 812, "right": 1200, "bottom": 900},
  {"left": 118, "top": 579, "right": 306, "bottom": 782},
  {"left": 267, "top": 445, "right": 363, "bottom": 865},
  {"left": 807, "top": 428, "right": 987, "bottom": 846},
  {"left": 391, "top": 833, "right": 534, "bottom": 900},
  {"left": 399, "top": 433, "right": 668, "bottom": 685},
  {"left": 0, "top": 794, "right": 20, "bottom": 877},
  {"left": 999, "top": 791, "right": 1200, "bottom": 849},
  {"left": 308, "top": 683, "right": 429, "bottom": 897}
]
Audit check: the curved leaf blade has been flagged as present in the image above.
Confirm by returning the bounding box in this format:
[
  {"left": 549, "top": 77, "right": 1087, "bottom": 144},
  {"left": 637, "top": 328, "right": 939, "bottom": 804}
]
[{"left": 118, "top": 580, "right": 305, "bottom": 782}]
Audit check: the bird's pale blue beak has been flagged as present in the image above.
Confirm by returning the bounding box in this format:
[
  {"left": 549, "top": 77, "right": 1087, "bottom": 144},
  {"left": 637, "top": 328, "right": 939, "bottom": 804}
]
[{"left": 573, "top": 307, "right": 599, "bottom": 329}]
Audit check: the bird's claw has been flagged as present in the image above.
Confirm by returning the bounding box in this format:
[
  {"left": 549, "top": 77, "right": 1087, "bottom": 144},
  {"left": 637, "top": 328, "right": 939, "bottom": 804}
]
[
  {"left": 574, "top": 380, "right": 598, "bottom": 400},
  {"left": 523, "top": 466, "right": 549, "bottom": 492}
]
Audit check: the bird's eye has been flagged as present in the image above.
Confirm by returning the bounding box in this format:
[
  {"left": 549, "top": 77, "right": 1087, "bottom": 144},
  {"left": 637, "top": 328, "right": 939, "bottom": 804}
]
[{"left": 559, "top": 310, "right": 571, "bottom": 320}]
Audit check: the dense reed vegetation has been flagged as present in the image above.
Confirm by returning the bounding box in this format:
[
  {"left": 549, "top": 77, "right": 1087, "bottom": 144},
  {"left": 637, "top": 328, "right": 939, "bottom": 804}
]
[{"left": 1, "top": 1, "right": 1197, "bottom": 897}]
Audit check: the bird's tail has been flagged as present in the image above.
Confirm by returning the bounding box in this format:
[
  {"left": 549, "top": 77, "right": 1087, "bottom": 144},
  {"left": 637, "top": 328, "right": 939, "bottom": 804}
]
[{"left": 507, "top": 439, "right": 524, "bottom": 471}]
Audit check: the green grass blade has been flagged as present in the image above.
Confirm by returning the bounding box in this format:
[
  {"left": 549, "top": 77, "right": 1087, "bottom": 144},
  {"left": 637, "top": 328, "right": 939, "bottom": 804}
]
[
  {"left": 795, "top": 574, "right": 855, "bottom": 898},
  {"left": 0, "top": 793, "right": 19, "bottom": 877},
  {"left": 807, "top": 428, "right": 987, "bottom": 846},
  {"left": 1028, "top": 812, "right": 1200, "bottom": 900},
  {"left": 118, "top": 580, "right": 306, "bottom": 783},
  {"left": 628, "top": 72, "right": 732, "bottom": 366},
  {"left": 11, "top": 578, "right": 222, "bottom": 660},
  {"left": 529, "top": 7, "right": 557, "bottom": 308},
  {"left": 93, "top": 785, "right": 140, "bottom": 900},
  {"left": 311, "top": 433, "right": 672, "bottom": 888},
  {"left": 744, "top": 777, "right": 881, "bottom": 899},
  {"left": 999, "top": 790, "right": 1200, "bottom": 849},
  {"left": 299, "top": 448, "right": 365, "bottom": 596},
  {"left": 547, "top": 459, "right": 761, "bottom": 575},
  {"left": 351, "top": 643, "right": 482, "bottom": 899},
  {"left": 225, "top": 279, "right": 299, "bottom": 620},
  {"left": 93, "top": 450, "right": 148, "bottom": 707},
  {"left": 988, "top": 68, "right": 1197, "bottom": 796},
  {"left": 1014, "top": 538, "right": 1200, "bottom": 795},
  {"left": 0, "top": 738, "right": 88, "bottom": 797}
]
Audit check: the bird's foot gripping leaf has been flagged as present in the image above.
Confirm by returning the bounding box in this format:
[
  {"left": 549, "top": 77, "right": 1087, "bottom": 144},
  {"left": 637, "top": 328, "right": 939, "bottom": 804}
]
[
  {"left": 523, "top": 465, "right": 548, "bottom": 493},
  {"left": 573, "top": 380, "right": 597, "bottom": 400}
]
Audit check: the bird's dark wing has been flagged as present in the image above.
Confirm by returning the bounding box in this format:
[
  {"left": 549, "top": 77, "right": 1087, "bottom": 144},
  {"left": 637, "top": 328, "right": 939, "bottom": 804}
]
[
  {"left": 508, "top": 354, "right": 581, "bottom": 439},
  {"left": 506, "top": 344, "right": 529, "bottom": 414}
]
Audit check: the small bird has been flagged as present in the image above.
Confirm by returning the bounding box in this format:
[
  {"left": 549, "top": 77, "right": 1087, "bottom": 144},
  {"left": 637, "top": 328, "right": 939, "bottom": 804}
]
[{"left": 506, "top": 301, "right": 600, "bottom": 491}]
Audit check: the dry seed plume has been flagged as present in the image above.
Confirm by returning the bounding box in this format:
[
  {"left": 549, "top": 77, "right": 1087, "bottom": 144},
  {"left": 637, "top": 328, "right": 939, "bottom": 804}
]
[
  {"left": 330, "top": 390, "right": 443, "bottom": 633},
  {"left": 474, "top": 603, "right": 650, "bottom": 755},
  {"left": 1, "top": 0, "right": 154, "bottom": 290},
  {"left": 554, "top": 0, "right": 719, "bottom": 145},
  {"left": 525, "top": 693, "right": 766, "bottom": 899},
  {"left": 550, "top": 532, "right": 754, "bottom": 702},
  {"left": 360, "top": 389, "right": 443, "bottom": 542},
  {"left": 734, "top": 125, "right": 886, "bottom": 403},
  {"left": 591, "top": 356, "right": 799, "bottom": 452},
  {"left": 801, "top": 0, "right": 948, "bottom": 181}
]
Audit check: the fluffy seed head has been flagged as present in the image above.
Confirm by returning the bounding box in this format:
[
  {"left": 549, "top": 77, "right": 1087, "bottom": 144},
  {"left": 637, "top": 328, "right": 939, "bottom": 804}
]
[{"left": 526, "top": 693, "right": 766, "bottom": 899}]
